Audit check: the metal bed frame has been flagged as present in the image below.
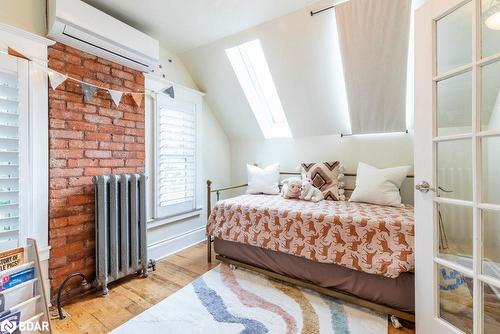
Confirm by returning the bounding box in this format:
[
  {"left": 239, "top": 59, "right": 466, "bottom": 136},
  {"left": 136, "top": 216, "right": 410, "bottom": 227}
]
[{"left": 206, "top": 172, "right": 416, "bottom": 323}]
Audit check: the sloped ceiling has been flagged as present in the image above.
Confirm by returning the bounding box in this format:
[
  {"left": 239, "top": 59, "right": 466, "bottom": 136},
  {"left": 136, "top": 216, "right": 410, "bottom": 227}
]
[
  {"left": 82, "top": 0, "right": 318, "bottom": 53},
  {"left": 181, "top": 0, "right": 351, "bottom": 140}
]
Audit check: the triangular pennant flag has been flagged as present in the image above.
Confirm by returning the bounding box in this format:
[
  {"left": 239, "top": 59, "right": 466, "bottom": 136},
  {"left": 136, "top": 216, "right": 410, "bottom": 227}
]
[
  {"left": 81, "top": 83, "right": 97, "bottom": 103},
  {"left": 48, "top": 70, "right": 67, "bottom": 90},
  {"left": 163, "top": 86, "right": 175, "bottom": 99},
  {"left": 7, "top": 47, "right": 31, "bottom": 61},
  {"left": 131, "top": 93, "right": 143, "bottom": 107},
  {"left": 109, "top": 89, "right": 123, "bottom": 107}
]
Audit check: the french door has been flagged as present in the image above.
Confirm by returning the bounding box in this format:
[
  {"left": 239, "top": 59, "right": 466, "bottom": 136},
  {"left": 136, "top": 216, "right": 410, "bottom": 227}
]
[{"left": 415, "top": 0, "right": 500, "bottom": 333}]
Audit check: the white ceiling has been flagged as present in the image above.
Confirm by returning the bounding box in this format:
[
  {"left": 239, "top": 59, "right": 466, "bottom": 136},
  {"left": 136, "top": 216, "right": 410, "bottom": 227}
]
[
  {"left": 181, "top": 0, "right": 351, "bottom": 140},
  {"left": 81, "top": 0, "right": 319, "bottom": 52}
]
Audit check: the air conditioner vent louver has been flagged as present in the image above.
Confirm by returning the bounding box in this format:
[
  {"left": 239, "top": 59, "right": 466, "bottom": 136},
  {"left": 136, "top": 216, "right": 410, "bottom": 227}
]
[{"left": 47, "top": 0, "right": 159, "bottom": 73}]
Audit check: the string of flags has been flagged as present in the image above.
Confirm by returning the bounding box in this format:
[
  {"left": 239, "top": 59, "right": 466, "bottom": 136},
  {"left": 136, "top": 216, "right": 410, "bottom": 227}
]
[
  {"left": 47, "top": 68, "right": 146, "bottom": 107},
  {"left": 4, "top": 47, "right": 175, "bottom": 108}
]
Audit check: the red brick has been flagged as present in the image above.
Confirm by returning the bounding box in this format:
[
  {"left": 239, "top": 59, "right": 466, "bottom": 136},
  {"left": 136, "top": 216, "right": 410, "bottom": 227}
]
[
  {"left": 111, "top": 68, "right": 135, "bottom": 81},
  {"left": 84, "top": 114, "right": 111, "bottom": 124},
  {"left": 67, "top": 159, "right": 99, "bottom": 168},
  {"left": 113, "top": 119, "right": 135, "bottom": 128},
  {"left": 50, "top": 168, "right": 84, "bottom": 178},
  {"left": 123, "top": 112, "right": 143, "bottom": 121},
  {"left": 85, "top": 150, "right": 111, "bottom": 159},
  {"left": 49, "top": 100, "right": 66, "bottom": 110},
  {"left": 50, "top": 158, "right": 67, "bottom": 168},
  {"left": 125, "top": 159, "right": 143, "bottom": 167},
  {"left": 98, "top": 124, "right": 125, "bottom": 135},
  {"left": 48, "top": 58, "right": 65, "bottom": 71},
  {"left": 100, "top": 142, "right": 123, "bottom": 150},
  {"left": 83, "top": 60, "right": 110, "bottom": 74},
  {"left": 50, "top": 109, "right": 84, "bottom": 121},
  {"left": 50, "top": 129, "right": 84, "bottom": 140},
  {"left": 67, "top": 195, "right": 94, "bottom": 206},
  {"left": 51, "top": 149, "right": 84, "bottom": 159},
  {"left": 99, "top": 159, "right": 124, "bottom": 167},
  {"left": 125, "top": 143, "right": 144, "bottom": 151},
  {"left": 112, "top": 151, "right": 136, "bottom": 159},
  {"left": 68, "top": 176, "right": 93, "bottom": 187},
  {"left": 83, "top": 167, "right": 111, "bottom": 176},
  {"left": 68, "top": 140, "right": 98, "bottom": 149},
  {"left": 66, "top": 120, "right": 97, "bottom": 132},
  {"left": 85, "top": 132, "right": 111, "bottom": 141},
  {"left": 96, "top": 72, "right": 122, "bottom": 86},
  {"left": 50, "top": 178, "right": 68, "bottom": 190},
  {"left": 124, "top": 127, "right": 143, "bottom": 136},
  {"left": 49, "top": 90, "right": 83, "bottom": 103},
  {"left": 50, "top": 139, "right": 68, "bottom": 149},
  {"left": 99, "top": 108, "right": 123, "bottom": 119},
  {"left": 66, "top": 102, "right": 97, "bottom": 114}
]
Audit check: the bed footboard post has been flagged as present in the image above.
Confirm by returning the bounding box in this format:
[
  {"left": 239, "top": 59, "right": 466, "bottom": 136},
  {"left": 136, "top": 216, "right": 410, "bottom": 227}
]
[{"left": 207, "top": 180, "right": 212, "bottom": 263}]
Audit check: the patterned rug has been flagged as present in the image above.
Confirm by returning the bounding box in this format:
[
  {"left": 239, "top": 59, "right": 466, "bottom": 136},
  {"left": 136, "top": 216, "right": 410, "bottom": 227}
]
[{"left": 112, "top": 264, "right": 387, "bottom": 333}]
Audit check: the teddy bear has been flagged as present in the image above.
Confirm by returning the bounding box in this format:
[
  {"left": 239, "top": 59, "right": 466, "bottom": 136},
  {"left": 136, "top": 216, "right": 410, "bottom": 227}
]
[
  {"left": 300, "top": 179, "right": 324, "bottom": 202},
  {"left": 281, "top": 177, "right": 302, "bottom": 199}
]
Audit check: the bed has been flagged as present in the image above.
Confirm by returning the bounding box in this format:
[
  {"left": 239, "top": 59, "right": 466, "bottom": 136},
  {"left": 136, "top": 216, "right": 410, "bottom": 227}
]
[{"left": 206, "top": 174, "right": 415, "bottom": 322}]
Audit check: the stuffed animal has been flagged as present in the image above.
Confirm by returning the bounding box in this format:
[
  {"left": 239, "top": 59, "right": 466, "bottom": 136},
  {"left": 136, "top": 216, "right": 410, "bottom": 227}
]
[
  {"left": 281, "top": 177, "right": 302, "bottom": 199},
  {"left": 300, "top": 179, "right": 324, "bottom": 202}
]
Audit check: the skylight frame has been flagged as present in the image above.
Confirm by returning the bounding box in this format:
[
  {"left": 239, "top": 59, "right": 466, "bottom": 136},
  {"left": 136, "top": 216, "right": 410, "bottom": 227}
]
[{"left": 226, "top": 39, "right": 292, "bottom": 139}]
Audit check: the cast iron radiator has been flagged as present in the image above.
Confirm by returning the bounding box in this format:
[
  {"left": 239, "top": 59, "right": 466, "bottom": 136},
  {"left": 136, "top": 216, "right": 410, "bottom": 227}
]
[{"left": 93, "top": 174, "right": 148, "bottom": 294}]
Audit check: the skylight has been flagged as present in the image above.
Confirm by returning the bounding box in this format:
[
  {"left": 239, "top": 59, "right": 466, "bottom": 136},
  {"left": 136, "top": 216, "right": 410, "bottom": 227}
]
[{"left": 226, "top": 39, "right": 292, "bottom": 139}]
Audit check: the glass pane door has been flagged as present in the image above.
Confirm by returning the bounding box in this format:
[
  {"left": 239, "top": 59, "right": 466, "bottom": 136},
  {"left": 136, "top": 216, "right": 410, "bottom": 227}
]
[{"left": 433, "top": 0, "right": 500, "bottom": 332}]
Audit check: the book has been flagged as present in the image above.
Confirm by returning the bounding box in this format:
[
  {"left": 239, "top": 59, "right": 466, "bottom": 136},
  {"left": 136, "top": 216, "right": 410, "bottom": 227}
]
[
  {"left": 0, "top": 268, "right": 34, "bottom": 292},
  {"left": 0, "top": 249, "right": 24, "bottom": 272}
]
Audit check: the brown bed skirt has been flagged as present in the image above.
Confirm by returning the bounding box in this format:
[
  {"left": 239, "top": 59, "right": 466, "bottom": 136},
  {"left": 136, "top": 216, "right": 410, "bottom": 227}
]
[{"left": 214, "top": 238, "right": 415, "bottom": 313}]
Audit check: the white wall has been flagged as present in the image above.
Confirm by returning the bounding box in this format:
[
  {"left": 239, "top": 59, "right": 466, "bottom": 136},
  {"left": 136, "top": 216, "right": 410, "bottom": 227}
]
[
  {"left": 230, "top": 132, "right": 415, "bottom": 204},
  {"left": 145, "top": 50, "right": 231, "bottom": 260}
]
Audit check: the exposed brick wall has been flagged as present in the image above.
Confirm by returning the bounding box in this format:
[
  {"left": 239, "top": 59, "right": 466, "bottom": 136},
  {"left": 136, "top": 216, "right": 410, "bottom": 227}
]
[{"left": 48, "top": 43, "right": 145, "bottom": 297}]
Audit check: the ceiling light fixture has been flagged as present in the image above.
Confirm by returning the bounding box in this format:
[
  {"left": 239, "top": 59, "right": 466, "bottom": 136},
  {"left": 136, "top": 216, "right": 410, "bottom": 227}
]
[{"left": 485, "top": 0, "right": 500, "bottom": 30}]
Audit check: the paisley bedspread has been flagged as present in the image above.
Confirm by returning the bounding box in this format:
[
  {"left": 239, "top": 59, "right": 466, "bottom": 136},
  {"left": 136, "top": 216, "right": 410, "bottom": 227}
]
[{"left": 207, "top": 195, "right": 414, "bottom": 278}]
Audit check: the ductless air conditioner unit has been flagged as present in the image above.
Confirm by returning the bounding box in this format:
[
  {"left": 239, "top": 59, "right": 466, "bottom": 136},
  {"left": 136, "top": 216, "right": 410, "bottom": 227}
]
[{"left": 47, "top": 0, "right": 159, "bottom": 73}]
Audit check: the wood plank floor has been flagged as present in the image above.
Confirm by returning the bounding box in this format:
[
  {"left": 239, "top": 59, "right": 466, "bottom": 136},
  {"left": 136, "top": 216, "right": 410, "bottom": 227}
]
[{"left": 51, "top": 242, "right": 415, "bottom": 334}]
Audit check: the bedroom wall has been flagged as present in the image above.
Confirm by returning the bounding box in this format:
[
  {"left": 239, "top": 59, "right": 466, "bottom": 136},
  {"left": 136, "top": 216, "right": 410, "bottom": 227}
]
[
  {"left": 230, "top": 133, "right": 415, "bottom": 204},
  {"left": 0, "top": 0, "right": 46, "bottom": 36}
]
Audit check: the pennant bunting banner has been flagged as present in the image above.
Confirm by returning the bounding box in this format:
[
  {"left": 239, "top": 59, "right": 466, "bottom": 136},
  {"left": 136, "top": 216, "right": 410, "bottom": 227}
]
[
  {"left": 48, "top": 70, "right": 67, "bottom": 90},
  {"left": 163, "top": 86, "right": 175, "bottom": 99},
  {"left": 131, "top": 93, "right": 143, "bottom": 107},
  {"left": 81, "top": 83, "right": 97, "bottom": 103},
  {"left": 109, "top": 90, "right": 123, "bottom": 107},
  {"left": 7, "top": 47, "right": 31, "bottom": 61}
]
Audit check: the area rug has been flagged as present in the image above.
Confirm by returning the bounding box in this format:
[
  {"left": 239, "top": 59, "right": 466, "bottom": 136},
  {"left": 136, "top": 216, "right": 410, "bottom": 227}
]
[{"left": 111, "top": 264, "right": 387, "bottom": 333}]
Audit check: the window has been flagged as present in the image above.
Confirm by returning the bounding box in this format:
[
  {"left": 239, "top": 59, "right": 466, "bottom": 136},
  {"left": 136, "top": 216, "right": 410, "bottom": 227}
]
[
  {"left": 0, "top": 53, "right": 28, "bottom": 252},
  {"left": 226, "top": 39, "right": 292, "bottom": 139},
  {"left": 154, "top": 92, "right": 197, "bottom": 218}
]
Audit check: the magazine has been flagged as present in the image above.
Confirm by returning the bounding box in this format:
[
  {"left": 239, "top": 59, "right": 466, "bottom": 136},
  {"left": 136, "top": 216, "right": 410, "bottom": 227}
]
[{"left": 0, "top": 268, "right": 35, "bottom": 292}]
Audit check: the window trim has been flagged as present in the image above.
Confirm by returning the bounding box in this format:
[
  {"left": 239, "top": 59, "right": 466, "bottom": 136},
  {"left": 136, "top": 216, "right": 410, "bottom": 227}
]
[
  {"left": 226, "top": 39, "right": 292, "bottom": 139},
  {"left": 153, "top": 89, "right": 201, "bottom": 220}
]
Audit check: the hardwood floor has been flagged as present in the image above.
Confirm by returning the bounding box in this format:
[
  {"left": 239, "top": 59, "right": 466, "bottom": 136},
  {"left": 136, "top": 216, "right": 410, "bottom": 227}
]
[{"left": 51, "top": 242, "right": 415, "bottom": 334}]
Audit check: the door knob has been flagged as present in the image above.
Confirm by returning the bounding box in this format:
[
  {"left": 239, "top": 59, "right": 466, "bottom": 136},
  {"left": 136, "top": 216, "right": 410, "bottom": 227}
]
[{"left": 415, "top": 181, "right": 435, "bottom": 193}]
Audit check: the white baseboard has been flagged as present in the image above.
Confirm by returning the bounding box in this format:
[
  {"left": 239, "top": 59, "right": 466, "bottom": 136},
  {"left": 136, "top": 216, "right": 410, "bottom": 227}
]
[{"left": 147, "top": 226, "right": 206, "bottom": 261}]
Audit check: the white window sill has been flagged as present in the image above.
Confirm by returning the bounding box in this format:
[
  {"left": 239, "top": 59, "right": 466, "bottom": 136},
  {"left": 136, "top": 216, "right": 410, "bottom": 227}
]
[{"left": 147, "top": 208, "right": 203, "bottom": 230}]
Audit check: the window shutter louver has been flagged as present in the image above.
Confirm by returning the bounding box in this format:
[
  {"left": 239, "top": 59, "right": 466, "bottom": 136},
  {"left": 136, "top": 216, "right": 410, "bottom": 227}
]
[
  {"left": 155, "top": 93, "right": 197, "bottom": 218},
  {"left": 0, "top": 63, "right": 22, "bottom": 251}
]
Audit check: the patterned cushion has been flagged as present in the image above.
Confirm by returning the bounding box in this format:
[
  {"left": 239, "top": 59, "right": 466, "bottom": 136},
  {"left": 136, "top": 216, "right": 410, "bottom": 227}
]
[{"left": 301, "top": 161, "right": 345, "bottom": 201}]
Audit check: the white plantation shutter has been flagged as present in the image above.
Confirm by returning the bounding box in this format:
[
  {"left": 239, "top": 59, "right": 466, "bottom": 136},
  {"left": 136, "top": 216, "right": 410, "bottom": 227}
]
[
  {"left": 0, "top": 53, "right": 28, "bottom": 251},
  {"left": 155, "top": 93, "right": 197, "bottom": 218}
]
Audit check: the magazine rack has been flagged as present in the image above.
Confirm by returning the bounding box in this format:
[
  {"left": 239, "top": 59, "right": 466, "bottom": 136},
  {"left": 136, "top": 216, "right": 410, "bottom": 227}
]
[{"left": 0, "top": 239, "right": 51, "bottom": 333}]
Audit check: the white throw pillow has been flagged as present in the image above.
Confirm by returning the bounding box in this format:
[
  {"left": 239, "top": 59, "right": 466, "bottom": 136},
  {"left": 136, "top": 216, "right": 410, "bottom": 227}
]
[
  {"left": 349, "top": 162, "right": 410, "bottom": 207},
  {"left": 246, "top": 163, "right": 280, "bottom": 195}
]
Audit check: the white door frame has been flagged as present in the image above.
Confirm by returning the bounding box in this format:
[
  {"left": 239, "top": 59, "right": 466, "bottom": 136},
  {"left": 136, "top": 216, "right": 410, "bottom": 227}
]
[{"left": 415, "top": 0, "right": 500, "bottom": 333}]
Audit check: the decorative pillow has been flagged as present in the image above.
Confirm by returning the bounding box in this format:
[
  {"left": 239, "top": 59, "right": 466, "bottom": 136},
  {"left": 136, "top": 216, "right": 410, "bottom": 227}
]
[
  {"left": 349, "top": 162, "right": 410, "bottom": 207},
  {"left": 246, "top": 163, "right": 280, "bottom": 195},
  {"left": 301, "top": 161, "right": 345, "bottom": 201}
]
